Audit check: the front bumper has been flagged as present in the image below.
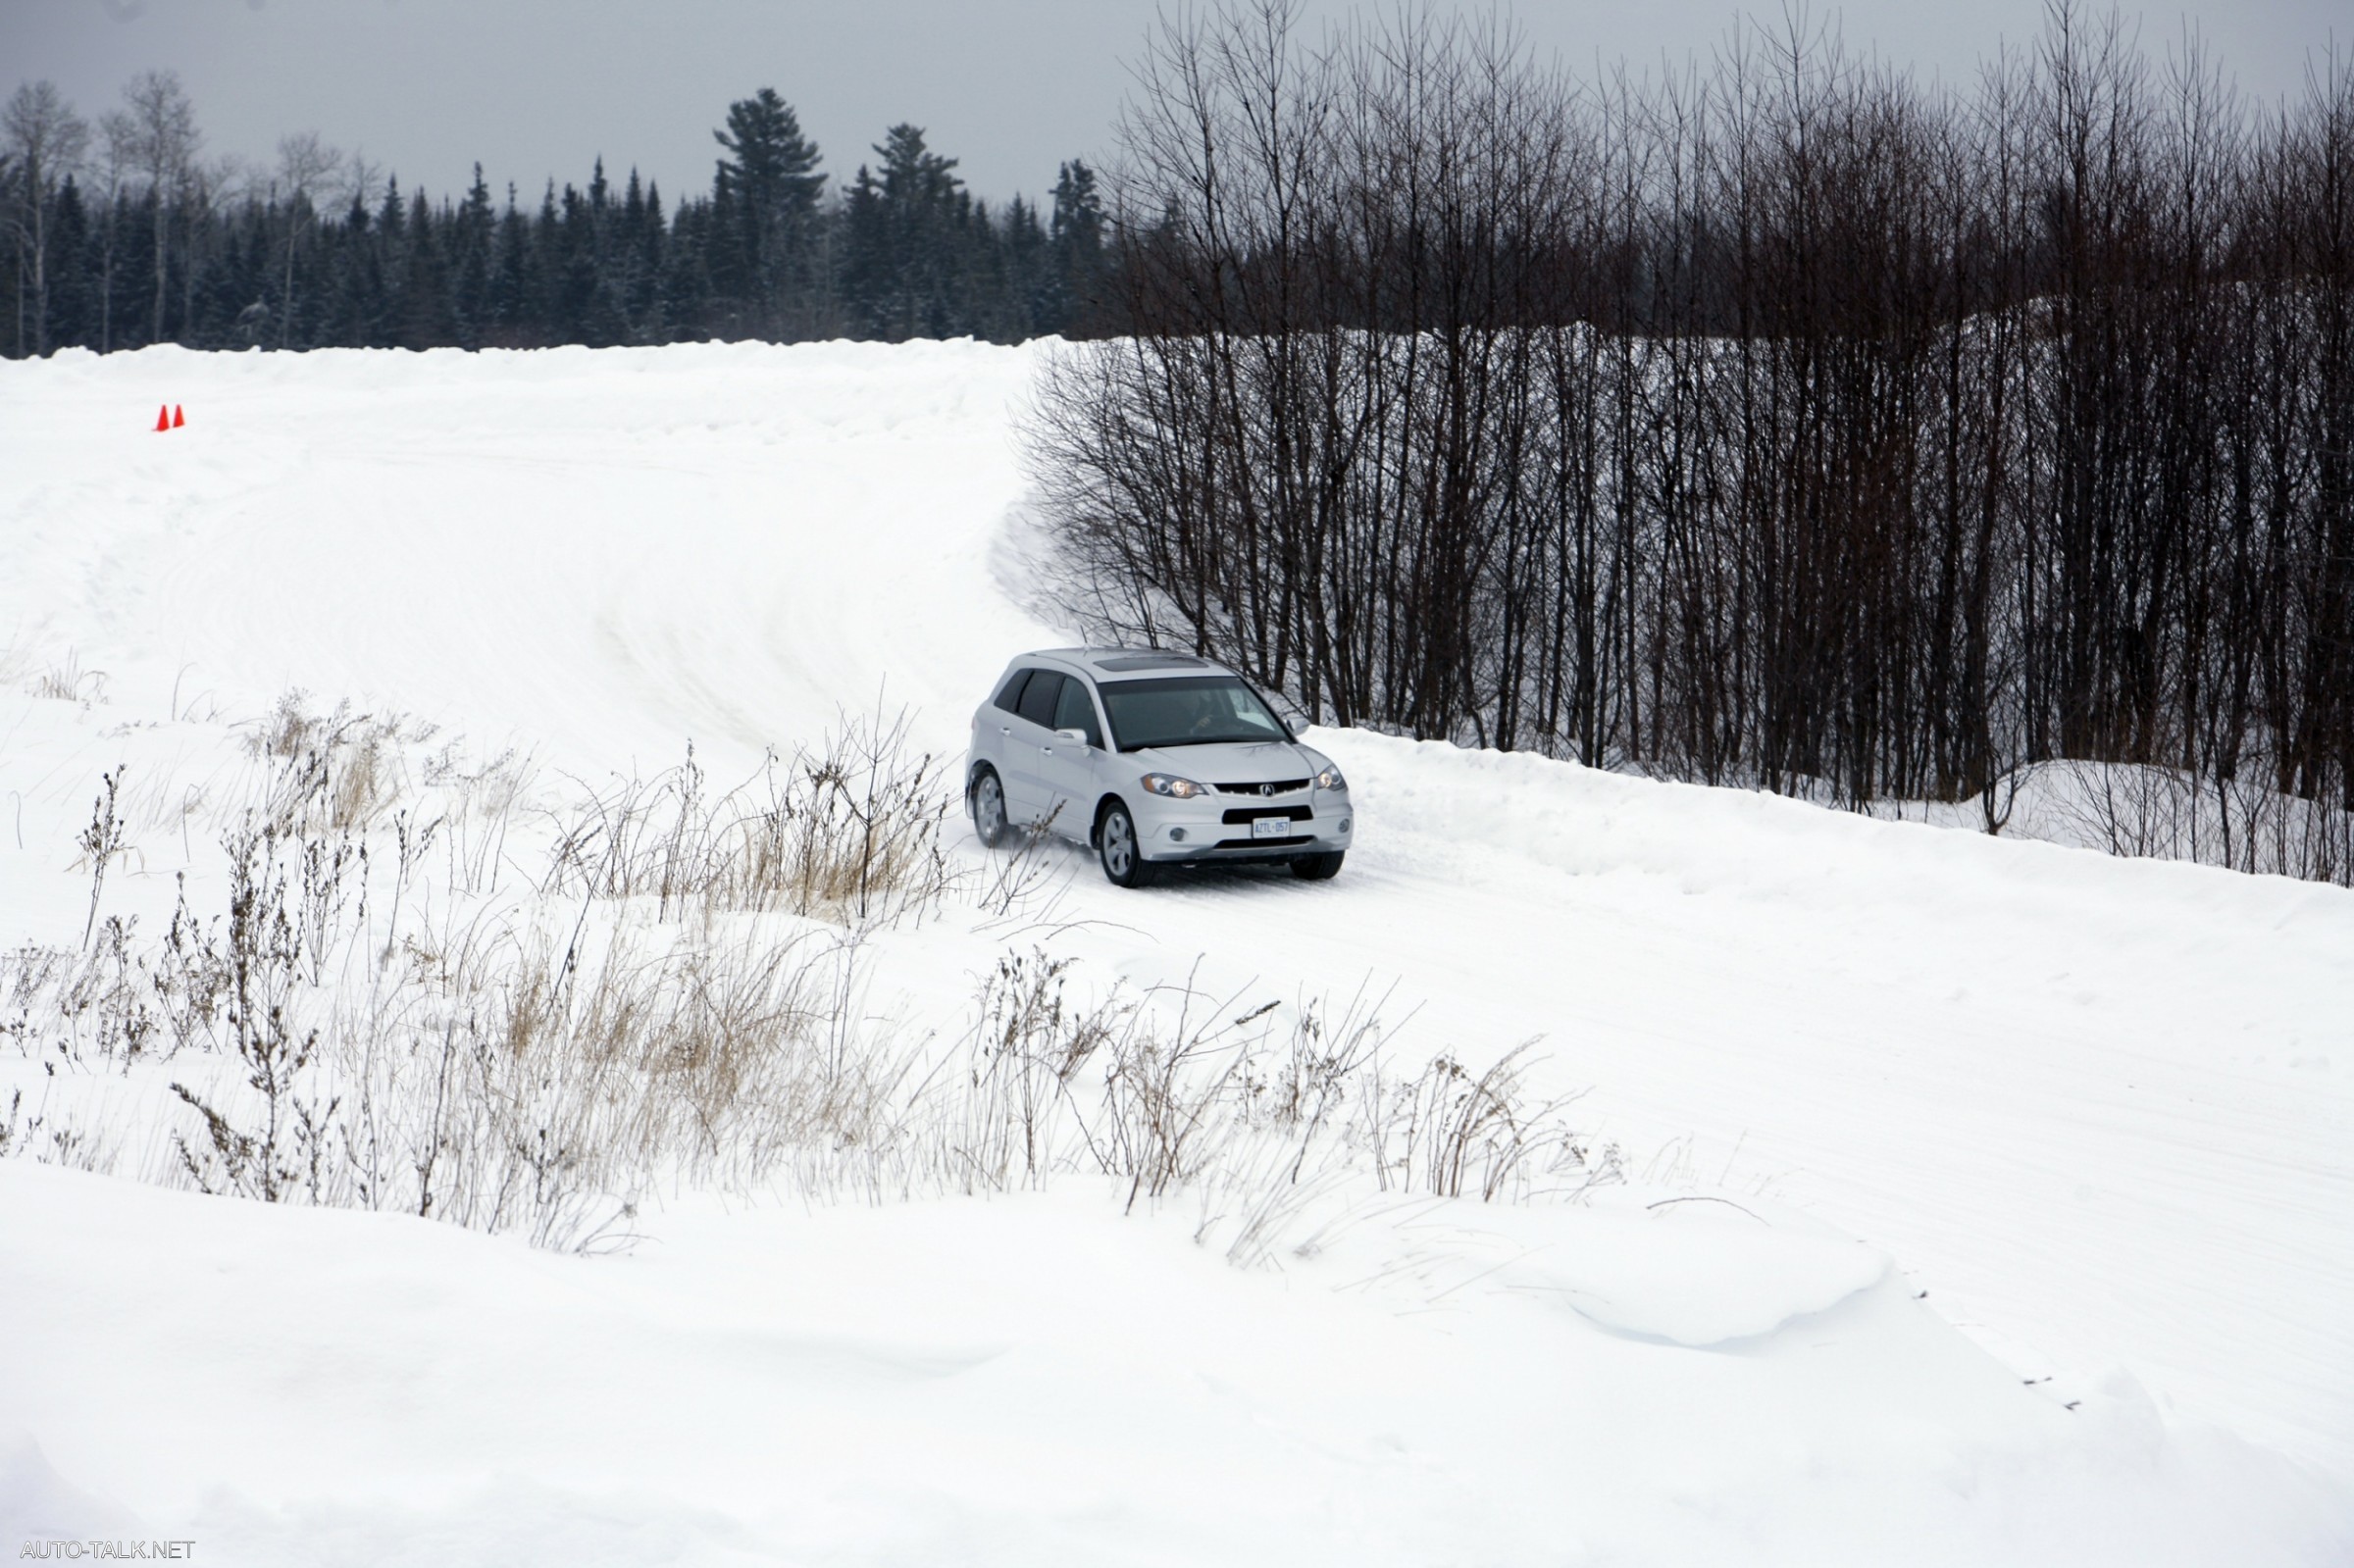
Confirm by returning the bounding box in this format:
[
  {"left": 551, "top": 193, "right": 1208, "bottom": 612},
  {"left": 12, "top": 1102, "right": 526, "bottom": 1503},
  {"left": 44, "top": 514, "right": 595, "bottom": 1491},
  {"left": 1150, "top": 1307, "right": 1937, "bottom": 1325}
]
[{"left": 1130, "top": 790, "right": 1352, "bottom": 863}]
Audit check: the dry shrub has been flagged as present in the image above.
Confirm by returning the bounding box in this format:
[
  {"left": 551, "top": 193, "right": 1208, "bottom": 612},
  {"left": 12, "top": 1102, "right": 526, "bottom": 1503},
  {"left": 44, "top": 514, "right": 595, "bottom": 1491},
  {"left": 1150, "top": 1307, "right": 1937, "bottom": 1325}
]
[
  {"left": 4, "top": 704, "right": 961, "bottom": 1247},
  {"left": 244, "top": 689, "right": 433, "bottom": 834},
  {"left": 542, "top": 706, "right": 956, "bottom": 928},
  {"left": 84, "top": 798, "right": 920, "bottom": 1245},
  {"left": 949, "top": 954, "right": 1619, "bottom": 1234},
  {"left": 11, "top": 877, "right": 1615, "bottom": 1253},
  {"left": 952, "top": 950, "right": 1126, "bottom": 1192},
  {"left": 5, "top": 700, "right": 1612, "bottom": 1258},
  {"left": 316, "top": 921, "right": 908, "bottom": 1245}
]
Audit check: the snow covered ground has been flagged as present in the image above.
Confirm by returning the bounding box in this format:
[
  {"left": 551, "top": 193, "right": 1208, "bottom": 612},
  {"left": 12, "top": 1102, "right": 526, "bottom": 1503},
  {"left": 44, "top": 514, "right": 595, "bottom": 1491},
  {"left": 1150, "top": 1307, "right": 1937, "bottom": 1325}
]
[{"left": 2, "top": 340, "right": 2349, "bottom": 1564}]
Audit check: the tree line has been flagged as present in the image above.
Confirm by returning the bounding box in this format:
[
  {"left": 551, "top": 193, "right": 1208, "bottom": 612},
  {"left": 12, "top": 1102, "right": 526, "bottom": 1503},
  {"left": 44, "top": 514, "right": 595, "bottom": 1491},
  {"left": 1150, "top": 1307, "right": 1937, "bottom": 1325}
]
[
  {"left": 0, "top": 75, "right": 1109, "bottom": 353},
  {"left": 8, "top": 9, "right": 2349, "bottom": 885},
  {"left": 1029, "top": 2, "right": 2354, "bottom": 883}
]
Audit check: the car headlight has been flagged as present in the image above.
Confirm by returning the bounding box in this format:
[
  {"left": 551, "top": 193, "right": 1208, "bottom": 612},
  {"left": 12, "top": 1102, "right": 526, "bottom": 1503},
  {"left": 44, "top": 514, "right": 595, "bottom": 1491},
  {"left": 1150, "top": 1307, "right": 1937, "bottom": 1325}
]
[
  {"left": 1141, "top": 773, "right": 1208, "bottom": 799},
  {"left": 1314, "top": 765, "right": 1348, "bottom": 792}
]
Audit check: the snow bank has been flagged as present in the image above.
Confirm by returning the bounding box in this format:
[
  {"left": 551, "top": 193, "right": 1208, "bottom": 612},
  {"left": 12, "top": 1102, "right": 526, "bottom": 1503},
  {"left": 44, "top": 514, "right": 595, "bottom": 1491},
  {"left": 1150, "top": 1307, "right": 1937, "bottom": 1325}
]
[
  {"left": 3, "top": 340, "right": 2350, "bottom": 1562},
  {"left": 3, "top": 1161, "right": 2345, "bottom": 1568}
]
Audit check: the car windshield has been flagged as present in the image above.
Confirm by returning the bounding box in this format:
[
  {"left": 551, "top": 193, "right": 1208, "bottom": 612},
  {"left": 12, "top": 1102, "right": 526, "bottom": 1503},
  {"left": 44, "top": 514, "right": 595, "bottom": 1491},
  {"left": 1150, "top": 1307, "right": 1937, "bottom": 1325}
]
[{"left": 1100, "top": 676, "right": 1290, "bottom": 750}]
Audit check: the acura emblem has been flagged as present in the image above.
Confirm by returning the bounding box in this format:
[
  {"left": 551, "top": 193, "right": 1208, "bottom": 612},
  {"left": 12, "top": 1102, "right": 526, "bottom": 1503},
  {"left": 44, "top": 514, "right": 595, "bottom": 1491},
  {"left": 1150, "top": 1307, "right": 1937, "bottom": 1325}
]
[{"left": 1258, "top": 783, "right": 1273, "bottom": 796}]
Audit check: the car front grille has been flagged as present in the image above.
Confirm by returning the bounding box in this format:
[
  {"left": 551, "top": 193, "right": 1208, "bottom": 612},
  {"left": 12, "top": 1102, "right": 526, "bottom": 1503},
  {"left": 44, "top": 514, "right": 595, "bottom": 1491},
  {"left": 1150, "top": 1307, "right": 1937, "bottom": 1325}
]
[
  {"left": 1214, "top": 778, "right": 1311, "bottom": 796},
  {"left": 1213, "top": 834, "right": 1314, "bottom": 850}
]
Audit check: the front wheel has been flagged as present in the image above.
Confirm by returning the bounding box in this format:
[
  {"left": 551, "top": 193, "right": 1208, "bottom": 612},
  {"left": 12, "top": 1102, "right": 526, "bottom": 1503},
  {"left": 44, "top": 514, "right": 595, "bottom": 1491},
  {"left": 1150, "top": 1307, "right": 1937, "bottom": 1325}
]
[
  {"left": 1291, "top": 850, "right": 1345, "bottom": 881},
  {"left": 972, "top": 767, "right": 1010, "bottom": 848},
  {"left": 1097, "top": 801, "right": 1158, "bottom": 887}
]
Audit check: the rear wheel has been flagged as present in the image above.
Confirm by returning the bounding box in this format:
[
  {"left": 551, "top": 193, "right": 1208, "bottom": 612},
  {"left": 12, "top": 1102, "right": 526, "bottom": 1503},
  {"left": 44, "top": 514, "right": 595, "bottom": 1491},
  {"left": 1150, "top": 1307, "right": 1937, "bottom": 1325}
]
[
  {"left": 1291, "top": 850, "right": 1345, "bottom": 881},
  {"left": 1098, "top": 801, "right": 1158, "bottom": 887},
  {"left": 971, "top": 767, "right": 1010, "bottom": 848}
]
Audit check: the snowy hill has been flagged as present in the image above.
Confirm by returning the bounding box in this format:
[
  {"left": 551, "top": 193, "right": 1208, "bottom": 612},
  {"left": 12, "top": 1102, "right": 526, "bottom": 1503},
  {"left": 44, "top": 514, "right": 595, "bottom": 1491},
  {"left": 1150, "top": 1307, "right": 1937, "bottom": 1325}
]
[{"left": 2, "top": 341, "right": 2349, "bottom": 1565}]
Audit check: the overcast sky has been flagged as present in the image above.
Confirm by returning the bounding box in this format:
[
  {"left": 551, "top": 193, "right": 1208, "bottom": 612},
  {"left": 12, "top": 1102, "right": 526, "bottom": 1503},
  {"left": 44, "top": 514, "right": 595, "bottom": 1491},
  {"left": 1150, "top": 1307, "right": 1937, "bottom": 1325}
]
[{"left": 6, "top": 0, "right": 2345, "bottom": 206}]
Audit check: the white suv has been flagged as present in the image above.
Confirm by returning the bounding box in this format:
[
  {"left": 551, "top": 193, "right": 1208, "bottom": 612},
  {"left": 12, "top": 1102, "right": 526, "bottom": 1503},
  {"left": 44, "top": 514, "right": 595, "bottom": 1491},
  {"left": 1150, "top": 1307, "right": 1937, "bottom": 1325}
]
[{"left": 965, "top": 649, "right": 1352, "bottom": 886}]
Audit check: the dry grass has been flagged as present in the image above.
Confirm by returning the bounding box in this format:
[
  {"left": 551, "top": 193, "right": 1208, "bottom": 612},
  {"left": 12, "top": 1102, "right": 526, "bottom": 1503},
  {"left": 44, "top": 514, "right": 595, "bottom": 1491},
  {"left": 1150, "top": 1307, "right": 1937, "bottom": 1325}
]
[
  {"left": 21, "top": 648, "right": 110, "bottom": 706},
  {"left": 945, "top": 954, "right": 1619, "bottom": 1253},
  {"left": 3, "top": 692, "right": 1612, "bottom": 1256},
  {"left": 540, "top": 705, "right": 956, "bottom": 928},
  {"left": 242, "top": 690, "right": 433, "bottom": 834}
]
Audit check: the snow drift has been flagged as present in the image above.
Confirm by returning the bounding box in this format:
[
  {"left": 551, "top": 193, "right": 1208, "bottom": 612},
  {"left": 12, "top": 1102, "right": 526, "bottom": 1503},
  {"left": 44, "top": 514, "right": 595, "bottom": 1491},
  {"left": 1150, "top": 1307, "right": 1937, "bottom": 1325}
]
[{"left": 1, "top": 340, "right": 2349, "bottom": 1565}]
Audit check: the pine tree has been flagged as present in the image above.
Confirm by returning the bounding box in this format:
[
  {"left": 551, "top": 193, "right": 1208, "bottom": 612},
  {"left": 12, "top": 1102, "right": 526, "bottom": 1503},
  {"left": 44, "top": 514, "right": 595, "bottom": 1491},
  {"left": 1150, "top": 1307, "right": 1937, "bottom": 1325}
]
[
  {"left": 370, "top": 176, "right": 407, "bottom": 349},
  {"left": 842, "top": 124, "right": 967, "bottom": 340},
  {"left": 11, "top": 81, "right": 1107, "bottom": 356},
  {"left": 1003, "top": 192, "right": 1050, "bottom": 337},
  {"left": 1049, "top": 159, "right": 1105, "bottom": 334},
  {"left": 576, "top": 157, "right": 627, "bottom": 345},
  {"left": 478, "top": 183, "right": 514, "bottom": 342},
  {"left": 326, "top": 184, "right": 382, "bottom": 346},
  {"left": 531, "top": 179, "right": 563, "bottom": 338},
  {"left": 663, "top": 191, "right": 715, "bottom": 339},
  {"left": 620, "top": 171, "right": 667, "bottom": 338},
  {"left": 711, "top": 88, "right": 823, "bottom": 334},
  {"left": 47, "top": 175, "right": 90, "bottom": 347},
  {"left": 450, "top": 165, "right": 494, "bottom": 347},
  {"left": 401, "top": 188, "right": 456, "bottom": 347}
]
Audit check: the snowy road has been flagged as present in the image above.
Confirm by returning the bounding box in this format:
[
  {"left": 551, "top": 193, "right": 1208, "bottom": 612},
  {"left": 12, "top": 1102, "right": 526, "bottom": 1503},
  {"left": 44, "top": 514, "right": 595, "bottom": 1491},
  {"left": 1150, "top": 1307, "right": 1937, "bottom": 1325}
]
[{"left": 3, "top": 341, "right": 2350, "bottom": 1561}]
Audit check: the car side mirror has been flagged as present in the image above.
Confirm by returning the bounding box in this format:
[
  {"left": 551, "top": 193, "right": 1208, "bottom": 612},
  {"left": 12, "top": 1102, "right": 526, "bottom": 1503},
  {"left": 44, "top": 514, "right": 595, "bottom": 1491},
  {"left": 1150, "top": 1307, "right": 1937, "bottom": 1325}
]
[{"left": 1053, "top": 728, "right": 1091, "bottom": 748}]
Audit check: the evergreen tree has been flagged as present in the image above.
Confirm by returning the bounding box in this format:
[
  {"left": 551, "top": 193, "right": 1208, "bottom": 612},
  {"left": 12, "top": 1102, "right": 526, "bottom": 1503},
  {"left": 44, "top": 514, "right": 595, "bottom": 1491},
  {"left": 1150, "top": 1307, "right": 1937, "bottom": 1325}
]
[
  {"left": 0, "top": 149, "right": 20, "bottom": 352},
  {"left": 531, "top": 178, "right": 562, "bottom": 336},
  {"left": 47, "top": 175, "right": 89, "bottom": 347},
  {"left": 486, "top": 182, "right": 530, "bottom": 344},
  {"left": 663, "top": 191, "right": 716, "bottom": 338},
  {"left": 401, "top": 187, "right": 455, "bottom": 347},
  {"left": 574, "top": 158, "right": 627, "bottom": 345},
  {"left": 1048, "top": 159, "right": 1104, "bottom": 334},
  {"left": 206, "top": 198, "right": 269, "bottom": 345},
  {"left": 1002, "top": 192, "right": 1050, "bottom": 337},
  {"left": 711, "top": 88, "right": 823, "bottom": 333},
  {"left": 5, "top": 76, "right": 1101, "bottom": 356},
  {"left": 327, "top": 184, "right": 382, "bottom": 345},
  {"left": 842, "top": 124, "right": 967, "bottom": 340},
  {"left": 620, "top": 171, "right": 668, "bottom": 337},
  {"left": 450, "top": 165, "right": 494, "bottom": 346}
]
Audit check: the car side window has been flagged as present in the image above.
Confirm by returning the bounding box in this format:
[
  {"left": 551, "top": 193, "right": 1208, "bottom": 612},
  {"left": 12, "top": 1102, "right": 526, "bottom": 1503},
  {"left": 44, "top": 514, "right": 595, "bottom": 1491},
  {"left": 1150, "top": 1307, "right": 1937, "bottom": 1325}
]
[
  {"left": 1015, "top": 670, "right": 1065, "bottom": 729},
  {"left": 1052, "top": 677, "right": 1104, "bottom": 748},
  {"left": 993, "top": 669, "right": 1032, "bottom": 714}
]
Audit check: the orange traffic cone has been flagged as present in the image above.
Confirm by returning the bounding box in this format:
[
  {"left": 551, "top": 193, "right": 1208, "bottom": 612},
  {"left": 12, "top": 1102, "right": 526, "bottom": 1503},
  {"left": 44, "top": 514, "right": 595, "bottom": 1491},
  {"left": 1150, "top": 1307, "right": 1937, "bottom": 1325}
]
[
  {"left": 154, "top": 405, "right": 171, "bottom": 431},
  {"left": 172, "top": 405, "right": 185, "bottom": 429}
]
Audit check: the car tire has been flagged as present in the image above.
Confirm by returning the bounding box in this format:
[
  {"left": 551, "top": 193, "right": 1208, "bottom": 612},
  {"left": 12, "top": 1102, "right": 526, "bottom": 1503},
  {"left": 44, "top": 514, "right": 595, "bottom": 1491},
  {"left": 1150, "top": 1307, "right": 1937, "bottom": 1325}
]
[
  {"left": 1290, "top": 850, "right": 1345, "bottom": 881},
  {"left": 971, "top": 766, "right": 1011, "bottom": 848},
  {"left": 1097, "top": 801, "right": 1158, "bottom": 887}
]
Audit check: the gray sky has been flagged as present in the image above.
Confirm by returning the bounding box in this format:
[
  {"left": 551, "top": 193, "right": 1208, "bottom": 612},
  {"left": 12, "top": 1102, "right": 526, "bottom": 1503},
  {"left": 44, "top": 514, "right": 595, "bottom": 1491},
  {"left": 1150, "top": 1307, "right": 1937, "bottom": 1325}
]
[{"left": 5, "top": 0, "right": 2345, "bottom": 207}]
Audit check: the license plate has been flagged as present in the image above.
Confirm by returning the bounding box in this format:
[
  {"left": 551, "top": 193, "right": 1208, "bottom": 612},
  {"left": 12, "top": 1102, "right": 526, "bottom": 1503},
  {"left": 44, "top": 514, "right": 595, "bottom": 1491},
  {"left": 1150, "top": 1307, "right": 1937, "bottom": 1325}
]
[{"left": 1252, "top": 815, "right": 1295, "bottom": 839}]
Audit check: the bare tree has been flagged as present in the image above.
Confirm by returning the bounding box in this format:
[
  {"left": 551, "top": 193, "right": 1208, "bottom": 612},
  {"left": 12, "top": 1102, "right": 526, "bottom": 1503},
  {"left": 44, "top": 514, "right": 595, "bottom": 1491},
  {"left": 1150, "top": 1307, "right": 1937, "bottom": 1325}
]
[
  {"left": 1028, "top": 0, "right": 2354, "bottom": 884},
  {"left": 109, "top": 69, "right": 200, "bottom": 345},
  {"left": 272, "top": 132, "right": 341, "bottom": 346},
  {"left": 3, "top": 80, "right": 90, "bottom": 355}
]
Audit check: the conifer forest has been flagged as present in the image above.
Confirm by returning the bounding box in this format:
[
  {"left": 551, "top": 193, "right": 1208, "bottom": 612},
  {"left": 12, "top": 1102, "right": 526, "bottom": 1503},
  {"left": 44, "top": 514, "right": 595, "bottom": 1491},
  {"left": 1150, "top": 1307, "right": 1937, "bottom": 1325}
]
[{"left": 0, "top": 76, "right": 1108, "bottom": 352}]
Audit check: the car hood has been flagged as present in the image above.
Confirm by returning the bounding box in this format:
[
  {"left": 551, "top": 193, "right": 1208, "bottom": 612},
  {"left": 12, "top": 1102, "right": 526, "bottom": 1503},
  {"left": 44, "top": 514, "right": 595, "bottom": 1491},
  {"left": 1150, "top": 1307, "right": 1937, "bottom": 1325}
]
[{"left": 1126, "top": 739, "right": 1325, "bottom": 785}]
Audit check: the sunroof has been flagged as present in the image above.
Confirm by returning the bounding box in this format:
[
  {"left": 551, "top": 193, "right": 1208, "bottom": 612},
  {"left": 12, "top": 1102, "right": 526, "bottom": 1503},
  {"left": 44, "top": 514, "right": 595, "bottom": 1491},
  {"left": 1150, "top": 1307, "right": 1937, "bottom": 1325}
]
[{"left": 1095, "top": 654, "right": 1211, "bottom": 672}]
